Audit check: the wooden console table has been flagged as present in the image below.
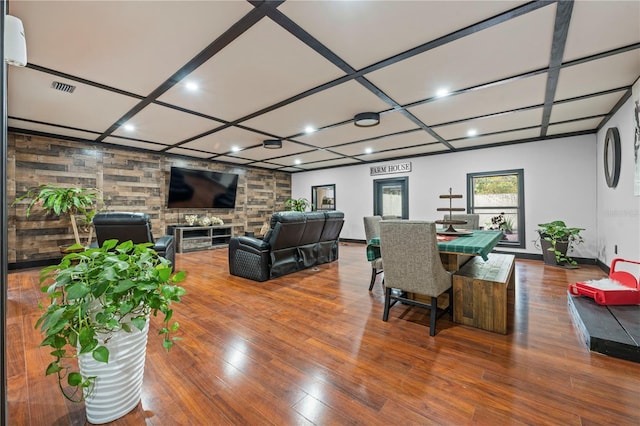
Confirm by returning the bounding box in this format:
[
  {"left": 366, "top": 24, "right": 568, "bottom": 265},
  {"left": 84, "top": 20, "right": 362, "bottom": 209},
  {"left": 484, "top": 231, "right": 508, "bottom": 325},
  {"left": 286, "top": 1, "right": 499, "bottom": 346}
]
[{"left": 171, "top": 225, "right": 234, "bottom": 253}]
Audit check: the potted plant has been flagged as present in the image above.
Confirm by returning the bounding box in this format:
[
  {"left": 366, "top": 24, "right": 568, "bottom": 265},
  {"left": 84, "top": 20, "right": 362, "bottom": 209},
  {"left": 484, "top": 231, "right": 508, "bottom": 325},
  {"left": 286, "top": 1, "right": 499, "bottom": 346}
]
[
  {"left": 12, "top": 184, "right": 103, "bottom": 249},
  {"left": 37, "top": 239, "right": 186, "bottom": 424},
  {"left": 285, "top": 197, "right": 310, "bottom": 212},
  {"left": 534, "top": 220, "right": 584, "bottom": 267}
]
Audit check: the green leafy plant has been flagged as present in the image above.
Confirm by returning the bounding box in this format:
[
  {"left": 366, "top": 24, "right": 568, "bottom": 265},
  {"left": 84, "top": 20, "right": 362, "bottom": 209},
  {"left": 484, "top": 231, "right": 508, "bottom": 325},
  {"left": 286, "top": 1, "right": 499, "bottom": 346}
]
[
  {"left": 36, "top": 239, "right": 186, "bottom": 402},
  {"left": 13, "top": 184, "right": 103, "bottom": 247},
  {"left": 534, "top": 220, "right": 584, "bottom": 266},
  {"left": 285, "top": 197, "right": 310, "bottom": 212}
]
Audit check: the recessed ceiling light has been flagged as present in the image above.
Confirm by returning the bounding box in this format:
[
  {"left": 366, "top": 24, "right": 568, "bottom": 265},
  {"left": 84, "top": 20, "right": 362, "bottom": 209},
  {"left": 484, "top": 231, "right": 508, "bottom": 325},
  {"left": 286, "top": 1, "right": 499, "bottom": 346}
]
[
  {"left": 294, "top": 159, "right": 302, "bottom": 165},
  {"left": 304, "top": 126, "right": 316, "bottom": 134},
  {"left": 365, "top": 147, "right": 373, "bottom": 154},
  {"left": 467, "top": 129, "right": 478, "bottom": 137},
  {"left": 436, "top": 88, "right": 450, "bottom": 97},
  {"left": 231, "top": 146, "right": 241, "bottom": 152},
  {"left": 185, "top": 81, "right": 199, "bottom": 91},
  {"left": 123, "top": 124, "right": 135, "bottom": 132}
]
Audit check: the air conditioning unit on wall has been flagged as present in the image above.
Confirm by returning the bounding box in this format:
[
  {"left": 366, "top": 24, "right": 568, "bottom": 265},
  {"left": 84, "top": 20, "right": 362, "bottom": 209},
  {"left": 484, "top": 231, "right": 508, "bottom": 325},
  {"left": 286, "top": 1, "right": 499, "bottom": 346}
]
[{"left": 4, "top": 15, "right": 27, "bottom": 67}]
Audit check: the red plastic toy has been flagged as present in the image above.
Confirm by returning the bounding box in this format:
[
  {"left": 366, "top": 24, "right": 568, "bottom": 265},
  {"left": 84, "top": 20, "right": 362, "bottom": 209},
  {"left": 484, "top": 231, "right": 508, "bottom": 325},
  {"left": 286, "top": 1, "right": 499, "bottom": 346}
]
[{"left": 568, "top": 258, "right": 640, "bottom": 305}]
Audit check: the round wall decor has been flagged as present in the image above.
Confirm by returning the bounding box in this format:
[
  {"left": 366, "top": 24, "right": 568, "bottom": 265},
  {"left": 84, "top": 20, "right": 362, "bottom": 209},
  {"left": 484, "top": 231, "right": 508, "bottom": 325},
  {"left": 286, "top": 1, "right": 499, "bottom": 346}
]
[{"left": 604, "top": 127, "right": 621, "bottom": 188}]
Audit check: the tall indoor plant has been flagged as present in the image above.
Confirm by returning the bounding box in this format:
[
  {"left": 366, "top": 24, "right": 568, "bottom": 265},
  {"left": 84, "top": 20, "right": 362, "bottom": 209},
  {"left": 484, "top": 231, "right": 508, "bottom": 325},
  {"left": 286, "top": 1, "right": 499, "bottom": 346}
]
[
  {"left": 13, "top": 184, "right": 102, "bottom": 248},
  {"left": 37, "top": 239, "right": 186, "bottom": 423},
  {"left": 534, "top": 220, "right": 584, "bottom": 267}
]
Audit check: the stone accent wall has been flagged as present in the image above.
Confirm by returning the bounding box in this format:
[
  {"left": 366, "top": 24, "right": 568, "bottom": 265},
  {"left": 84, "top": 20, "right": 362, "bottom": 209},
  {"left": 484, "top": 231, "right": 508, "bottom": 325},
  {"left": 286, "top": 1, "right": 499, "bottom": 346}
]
[{"left": 8, "top": 132, "right": 291, "bottom": 265}]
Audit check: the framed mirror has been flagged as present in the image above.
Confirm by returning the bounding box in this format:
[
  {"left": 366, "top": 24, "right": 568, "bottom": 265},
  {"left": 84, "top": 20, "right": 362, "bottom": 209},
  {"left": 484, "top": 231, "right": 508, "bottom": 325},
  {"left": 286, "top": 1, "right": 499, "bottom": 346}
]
[
  {"left": 604, "top": 127, "right": 621, "bottom": 188},
  {"left": 312, "top": 184, "right": 335, "bottom": 211}
]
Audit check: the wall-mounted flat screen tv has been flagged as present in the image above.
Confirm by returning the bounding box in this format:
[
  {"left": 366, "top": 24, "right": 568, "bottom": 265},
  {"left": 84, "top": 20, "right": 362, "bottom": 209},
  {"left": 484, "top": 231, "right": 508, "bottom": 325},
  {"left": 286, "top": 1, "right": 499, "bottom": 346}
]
[{"left": 167, "top": 166, "right": 239, "bottom": 209}]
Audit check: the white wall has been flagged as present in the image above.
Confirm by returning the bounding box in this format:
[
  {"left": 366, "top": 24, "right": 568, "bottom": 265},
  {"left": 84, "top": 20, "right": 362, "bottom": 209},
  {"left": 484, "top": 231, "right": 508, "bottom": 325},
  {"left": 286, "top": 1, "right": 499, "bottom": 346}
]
[
  {"left": 596, "top": 95, "right": 640, "bottom": 267},
  {"left": 292, "top": 134, "right": 599, "bottom": 258}
]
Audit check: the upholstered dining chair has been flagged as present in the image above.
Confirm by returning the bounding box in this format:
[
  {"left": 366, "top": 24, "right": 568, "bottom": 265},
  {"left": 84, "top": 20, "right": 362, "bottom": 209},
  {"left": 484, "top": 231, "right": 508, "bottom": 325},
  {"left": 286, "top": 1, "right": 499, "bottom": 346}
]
[
  {"left": 379, "top": 220, "right": 453, "bottom": 336},
  {"left": 92, "top": 212, "right": 176, "bottom": 266},
  {"left": 363, "top": 215, "right": 384, "bottom": 291},
  {"left": 442, "top": 214, "right": 480, "bottom": 230}
]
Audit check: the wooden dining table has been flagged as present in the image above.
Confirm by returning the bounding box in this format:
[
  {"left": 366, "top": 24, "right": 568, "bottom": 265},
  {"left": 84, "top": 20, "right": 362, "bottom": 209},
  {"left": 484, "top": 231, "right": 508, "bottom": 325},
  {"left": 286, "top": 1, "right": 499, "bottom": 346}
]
[{"left": 367, "top": 229, "right": 504, "bottom": 272}]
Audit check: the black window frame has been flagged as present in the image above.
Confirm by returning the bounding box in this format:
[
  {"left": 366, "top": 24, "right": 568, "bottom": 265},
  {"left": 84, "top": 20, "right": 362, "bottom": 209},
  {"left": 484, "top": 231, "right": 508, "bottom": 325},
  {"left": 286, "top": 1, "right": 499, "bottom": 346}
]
[
  {"left": 467, "top": 169, "right": 525, "bottom": 249},
  {"left": 373, "top": 176, "right": 409, "bottom": 219}
]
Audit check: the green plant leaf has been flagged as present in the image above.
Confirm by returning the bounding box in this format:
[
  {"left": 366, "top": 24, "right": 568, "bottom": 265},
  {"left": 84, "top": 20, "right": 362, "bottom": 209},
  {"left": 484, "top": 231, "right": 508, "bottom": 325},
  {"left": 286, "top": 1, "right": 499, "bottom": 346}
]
[
  {"left": 66, "top": 281, "right": 91, "bottom": 300},
  {"left": 45, "top": 362, "right": 62, "bottom": 375},
  {"left": 113, "top": 279, "right": 136, "bottom": 293},
  {"left": 131, "top": 316, "right": 147, "bottom": 331},
  {"left": 92, "top": 346, "right": 109, "bottom": 363},
  {"left": 67, "top": 372, "right": 83, "bottom": 386}
]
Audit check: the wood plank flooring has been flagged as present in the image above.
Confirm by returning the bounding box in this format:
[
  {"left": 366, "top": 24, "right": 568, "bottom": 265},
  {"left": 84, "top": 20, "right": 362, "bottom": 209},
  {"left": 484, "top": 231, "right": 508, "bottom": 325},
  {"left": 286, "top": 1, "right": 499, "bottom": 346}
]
[{"left": 7, "top": 243, "right": 640, "bottom": 425}]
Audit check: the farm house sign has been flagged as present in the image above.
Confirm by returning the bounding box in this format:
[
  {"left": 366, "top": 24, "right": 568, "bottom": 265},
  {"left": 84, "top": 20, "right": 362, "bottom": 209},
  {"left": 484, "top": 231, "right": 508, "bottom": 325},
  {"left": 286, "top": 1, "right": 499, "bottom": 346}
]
[{"left": 370, "top": 161, "right": 412, "bottom": 176}]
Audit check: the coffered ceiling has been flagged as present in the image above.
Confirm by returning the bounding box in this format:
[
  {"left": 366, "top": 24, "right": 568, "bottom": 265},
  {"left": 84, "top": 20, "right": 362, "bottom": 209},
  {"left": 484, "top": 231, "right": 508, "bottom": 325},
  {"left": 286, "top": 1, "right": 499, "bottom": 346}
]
[{"left": 7, "top": 1, "right": 640, "bottom": 172}]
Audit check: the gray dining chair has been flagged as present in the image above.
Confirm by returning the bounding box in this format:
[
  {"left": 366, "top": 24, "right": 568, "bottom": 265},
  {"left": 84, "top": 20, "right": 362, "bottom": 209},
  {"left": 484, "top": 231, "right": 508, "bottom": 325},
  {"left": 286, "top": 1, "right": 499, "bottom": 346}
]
[
  {"left": 442, "top": 214, "right": 480, "bottom": 230},
  {"left": 363, "top": 215, "right": 384, "bottom": 290},
  {"left": 379, "top": 220, "right": 453, "bottom": 336}
]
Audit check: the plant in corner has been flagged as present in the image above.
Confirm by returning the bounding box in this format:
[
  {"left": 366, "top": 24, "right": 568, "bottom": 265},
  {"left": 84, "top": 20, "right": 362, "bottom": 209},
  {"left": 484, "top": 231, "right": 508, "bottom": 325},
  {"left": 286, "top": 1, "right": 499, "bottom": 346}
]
[
  {"left": 36, "top": 239, "right": 186, "bottom": 424},
  {"left": 12, "top": 184, "right": 103, "bottom": 249},
  {"left": 285, "top": 197, "right": 310, "bottom": 212},
  {"left": 534, "top": 220, "right": 584, "bottom": 268}
]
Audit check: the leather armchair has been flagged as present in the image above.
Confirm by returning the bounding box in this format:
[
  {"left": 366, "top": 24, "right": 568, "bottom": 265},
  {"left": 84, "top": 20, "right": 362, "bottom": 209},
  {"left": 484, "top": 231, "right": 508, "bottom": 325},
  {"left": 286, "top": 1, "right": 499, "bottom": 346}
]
[{"left": 92, "top": 212, "right": 176, "bottom": 266}]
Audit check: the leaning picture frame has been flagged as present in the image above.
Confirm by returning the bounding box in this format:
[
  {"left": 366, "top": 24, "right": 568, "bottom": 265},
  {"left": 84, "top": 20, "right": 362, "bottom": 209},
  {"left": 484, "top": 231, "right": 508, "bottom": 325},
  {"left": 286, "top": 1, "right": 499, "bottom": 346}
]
[{"left": 312, "top": 184, "right": 336, "bottom": 211}]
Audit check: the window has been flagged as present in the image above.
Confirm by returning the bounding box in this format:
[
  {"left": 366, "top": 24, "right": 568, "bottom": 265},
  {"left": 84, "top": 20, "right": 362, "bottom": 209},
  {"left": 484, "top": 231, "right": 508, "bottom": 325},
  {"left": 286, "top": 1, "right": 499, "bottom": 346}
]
[{"left": 467, "top": 169, "right": 525, "bottom": 248}]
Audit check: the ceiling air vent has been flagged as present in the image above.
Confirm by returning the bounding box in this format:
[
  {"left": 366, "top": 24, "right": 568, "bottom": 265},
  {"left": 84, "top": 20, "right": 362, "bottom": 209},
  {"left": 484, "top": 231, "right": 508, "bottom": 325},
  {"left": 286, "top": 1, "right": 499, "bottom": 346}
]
[{"left": 51, "top": 81, "right": 76, "bottom": 93}]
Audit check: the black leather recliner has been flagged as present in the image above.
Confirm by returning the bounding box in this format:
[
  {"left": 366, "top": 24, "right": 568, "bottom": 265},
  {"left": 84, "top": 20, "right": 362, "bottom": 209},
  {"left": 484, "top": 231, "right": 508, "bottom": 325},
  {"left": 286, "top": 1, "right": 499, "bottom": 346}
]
[
  {"left": 92, "top": 212, "right": 176, "bottom": 266},
  {"left": 228, "top": 211, "right": 344, "bottom": 282}
]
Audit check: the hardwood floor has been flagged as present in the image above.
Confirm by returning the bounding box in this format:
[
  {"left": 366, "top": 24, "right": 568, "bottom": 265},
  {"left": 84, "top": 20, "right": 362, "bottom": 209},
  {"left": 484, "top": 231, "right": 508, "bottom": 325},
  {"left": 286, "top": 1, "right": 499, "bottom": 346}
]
[{"left": 7, "top": 243, "right": 640, "bottom": 425}]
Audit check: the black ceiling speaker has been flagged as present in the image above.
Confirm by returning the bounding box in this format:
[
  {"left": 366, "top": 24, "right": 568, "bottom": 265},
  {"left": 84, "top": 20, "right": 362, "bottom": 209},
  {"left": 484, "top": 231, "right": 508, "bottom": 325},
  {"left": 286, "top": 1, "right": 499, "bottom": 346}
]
[
  {"left": 263, "top": 139, "right": 282, "bottom": 149},
  {"left": 354, "top": 112, "right": 380, "bottom": 127}
]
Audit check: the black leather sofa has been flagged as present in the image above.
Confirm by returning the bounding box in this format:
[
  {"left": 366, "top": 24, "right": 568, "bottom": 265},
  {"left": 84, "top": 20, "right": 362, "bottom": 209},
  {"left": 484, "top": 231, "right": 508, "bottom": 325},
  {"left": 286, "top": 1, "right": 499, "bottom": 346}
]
[
  {"left": 228, "top": 211, "right": 345, "bottom": 282},
  {"left": 92, "top": 212, "right": 176, "bottom": 266}
]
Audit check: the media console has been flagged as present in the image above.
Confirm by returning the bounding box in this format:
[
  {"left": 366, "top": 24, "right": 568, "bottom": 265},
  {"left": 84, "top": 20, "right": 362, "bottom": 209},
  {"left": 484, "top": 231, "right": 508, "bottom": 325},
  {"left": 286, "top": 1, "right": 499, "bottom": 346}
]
[{"left": 169, "top": 225, "right": 234, "bottom": 253}]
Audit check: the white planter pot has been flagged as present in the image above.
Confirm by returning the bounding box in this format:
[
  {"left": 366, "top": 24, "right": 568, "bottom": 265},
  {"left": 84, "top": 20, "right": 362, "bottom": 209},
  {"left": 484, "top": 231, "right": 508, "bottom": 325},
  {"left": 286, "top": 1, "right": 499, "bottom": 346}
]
[{"left": 78, "top": 319, "right": 149, "bottom": 424}]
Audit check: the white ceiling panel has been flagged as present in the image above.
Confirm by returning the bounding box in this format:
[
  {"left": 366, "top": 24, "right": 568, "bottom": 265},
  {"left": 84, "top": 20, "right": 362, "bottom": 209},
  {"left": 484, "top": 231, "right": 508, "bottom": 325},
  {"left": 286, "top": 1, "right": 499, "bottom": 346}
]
[
  {"left": 158, "top": 19, "right": 347, "bottom": 122},
  {"left": 547, "top": 118, "right": 604, "bottom": 136},
  {"left": 165, "top": 147, "right": 217, "bottom": 159},
  {"left": 7, "top": 1, "right": 638, "bottom": 173},
  {"left": 211, "top": 155, "right": 254, "bottom": 165},
  {"left": 296, "top": 157, "right": 362, "bottom": 170},
  {"left": 365, "top": 4, "right": 556, "bottom": 105},
  {"left": 9, "top": 1, "right": 253, "bottom": 95},
  {"left": 563, "top": 1, "right": 640, "bottom": 62},
  {"left": 450, "top": 128, "right": 541, "bottom": 149},
  {"left": 409, "top": 73, "right": 548, "bottom": 126},
  {"left": 227, "top": 142, "right": 311, "bottom": 162},
  {"left": 269, "top": 150, "right": 343, "bottom": 167},
  {"left": 102, "top": 138, "right": 169, "bottom": 152},
  {"left": 550, "top": 92, "right": 624, "bottom": 124},
  {"left": 181, "top": 127, "right": 268, "bottom": 154},
  {"left": 110, "top": 104, "right": 220, "bottom": 145},
  {"left": 242, "top": 80, "right": 391, "bottom": 137},
  {"left": 331, "top": 130, "right": 438, "bottom": 156},
  {"left": 279, "top": 1, "right": 523, "bottom": 70},
  {"left": 555, "top": 50, "right": 640, "bottom": 100},
  {"left": 434, "top": 108, "right": 543, "bottom": 140},
  {"left": 295, "top": 110, "right": 418, "bottom": 148},
  {"left": 7, "top": 119, "right": 100, "bottom": 142},
  {"left": 355, "top": 143, "right": 449, "bottom": 162},
  {"left": 8, "top": 67, "right": 139, "bottom": 133}
]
